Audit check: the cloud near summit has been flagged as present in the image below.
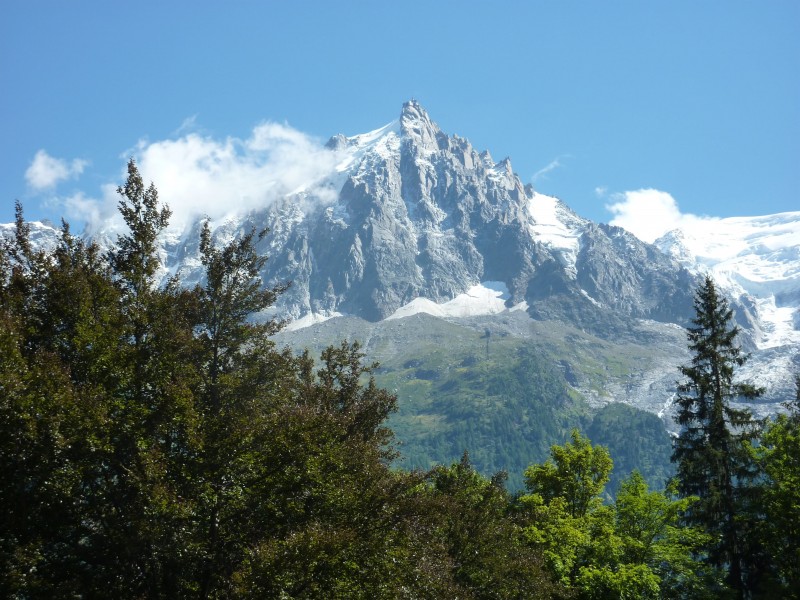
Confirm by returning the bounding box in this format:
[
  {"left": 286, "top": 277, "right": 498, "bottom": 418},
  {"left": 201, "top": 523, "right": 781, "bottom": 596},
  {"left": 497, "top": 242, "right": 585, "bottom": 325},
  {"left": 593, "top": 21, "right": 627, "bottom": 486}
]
[
  {"left": 62, "top": 121, "right": 343, "bottom": 232},
  {"left": 606, "top": 189, "right": 714, "bottom": 243},
  {"left": 130, "top": 122, "right": 342, "bottom": 227}
]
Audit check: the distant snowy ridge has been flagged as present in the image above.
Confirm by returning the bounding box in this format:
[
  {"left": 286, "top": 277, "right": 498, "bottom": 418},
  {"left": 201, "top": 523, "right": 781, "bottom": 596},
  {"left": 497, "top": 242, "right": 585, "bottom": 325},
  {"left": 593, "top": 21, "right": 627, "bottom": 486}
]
[
  {"left": 655, "top": 211, "right": 800, "bottom": 350},
  {"left": 0, "top": 220, "right": 60, "bottom": 252}
]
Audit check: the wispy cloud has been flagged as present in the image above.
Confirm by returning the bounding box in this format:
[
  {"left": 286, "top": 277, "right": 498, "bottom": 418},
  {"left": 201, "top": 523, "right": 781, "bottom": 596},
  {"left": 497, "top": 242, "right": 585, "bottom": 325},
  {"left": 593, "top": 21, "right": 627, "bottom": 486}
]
[
  {"left": 531, "top": 155, "right": 569, "bottom": 183},
  {"left": 25, "top": 150, "right": 87, "bottom": 190},
  {"left": 605, "top": 188, "right": 714, "bottom": 243},
  {"left": 62, "top": 189, "right": 118, "bottom": 229},
  {"left": 172, "top": 114, "right": 201, "bottom": 137}
]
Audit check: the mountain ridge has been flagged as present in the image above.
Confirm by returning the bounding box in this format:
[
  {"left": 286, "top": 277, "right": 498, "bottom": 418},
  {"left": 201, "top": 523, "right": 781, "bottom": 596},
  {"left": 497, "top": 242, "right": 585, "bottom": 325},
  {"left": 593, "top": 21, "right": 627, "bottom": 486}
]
[
  {"left": 3, "top": 101, "right": 798, "bottom": 412},
  {"left": 197, "top": 100, "right": 702, "bottom": 331}
]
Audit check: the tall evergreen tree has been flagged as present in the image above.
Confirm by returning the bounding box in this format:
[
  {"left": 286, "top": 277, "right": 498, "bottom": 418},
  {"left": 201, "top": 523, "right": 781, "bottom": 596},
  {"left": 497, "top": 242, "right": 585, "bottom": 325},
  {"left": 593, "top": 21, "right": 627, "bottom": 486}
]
[
  {"left": 672, "top": 275, "right": 762, "bottom": 597},
  {"left": 97, "top": 160, "right": 186, "bottom": 595},
  {"left": 189, "top": 219, "right": 292, "bottom": 598}
]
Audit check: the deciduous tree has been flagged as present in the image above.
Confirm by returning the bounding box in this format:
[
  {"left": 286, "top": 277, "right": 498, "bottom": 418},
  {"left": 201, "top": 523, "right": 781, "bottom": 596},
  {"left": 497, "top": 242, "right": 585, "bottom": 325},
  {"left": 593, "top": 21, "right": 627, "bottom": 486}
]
[{"left": 750, "top": 375, "right": 800, "bottom": 598}]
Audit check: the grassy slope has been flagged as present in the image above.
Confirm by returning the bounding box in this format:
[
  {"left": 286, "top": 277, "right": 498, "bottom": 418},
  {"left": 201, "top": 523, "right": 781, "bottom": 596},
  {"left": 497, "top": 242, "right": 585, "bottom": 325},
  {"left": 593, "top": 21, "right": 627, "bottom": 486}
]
[{"left": 276, "top": 313, "right": 675, "bottom": 492}]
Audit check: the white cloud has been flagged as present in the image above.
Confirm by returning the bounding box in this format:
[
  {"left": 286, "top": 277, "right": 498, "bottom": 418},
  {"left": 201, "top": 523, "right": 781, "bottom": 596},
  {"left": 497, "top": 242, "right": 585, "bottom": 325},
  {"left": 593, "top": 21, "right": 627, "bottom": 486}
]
[
  {"left": 123, "top": 122, "right": 343, "bottom": 228},
  {"left": 48, "top": 121, "right": 345, "bottom": 234},
  {"left": 25, "top": 150, "right": 88, "bottom": 190},
  {"left": 62, "top": 189, "right": 116, "bottom": 230},
  {"left": 605, "top": 188, "right": 714, "bottom": 243}
]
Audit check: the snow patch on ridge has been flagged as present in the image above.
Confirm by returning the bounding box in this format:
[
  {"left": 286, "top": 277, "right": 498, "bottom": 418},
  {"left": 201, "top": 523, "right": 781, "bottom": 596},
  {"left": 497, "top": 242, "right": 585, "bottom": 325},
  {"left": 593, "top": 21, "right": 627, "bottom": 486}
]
[
  {"left": 527, "top": 192, "right": 585, "bottom": 277},
  {"left": 284, "top": 311, "right": 345, "bottom": 332},
  {"left": 387, "top": 282, "right": 511, "bottom": 321},
  {"left": 753, "top": 297, "right": 799, "bottom": 349},
  {"left": 334, "top": 120, "right": 402, "bottom": 173}
]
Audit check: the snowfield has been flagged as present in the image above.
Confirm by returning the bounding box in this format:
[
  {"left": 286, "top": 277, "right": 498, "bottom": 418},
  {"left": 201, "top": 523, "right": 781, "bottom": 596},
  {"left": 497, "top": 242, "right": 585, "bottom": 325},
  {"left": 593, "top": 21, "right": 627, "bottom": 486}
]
[
  {"left": 655, "top": 211, "right": 800, "bottom": 350},
  {"left": 527, "top": 192, "right": 586, "bottom": 279},
  {"left": 387, "top": 282, "right": 513, "bottom": 321}
]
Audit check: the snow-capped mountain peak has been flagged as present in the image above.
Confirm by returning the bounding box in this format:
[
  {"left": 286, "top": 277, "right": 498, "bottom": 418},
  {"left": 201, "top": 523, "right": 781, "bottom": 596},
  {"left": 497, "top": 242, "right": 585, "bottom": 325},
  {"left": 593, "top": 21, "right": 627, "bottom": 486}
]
[
  {"left": 329, "top": 120, "right": 402, "bottom": 175},
  {"left": 399, "top": 99, "right": 441, "bottom": 147},
  {"left": 326, "top": 100, "right": 442, "bottom": 175}
]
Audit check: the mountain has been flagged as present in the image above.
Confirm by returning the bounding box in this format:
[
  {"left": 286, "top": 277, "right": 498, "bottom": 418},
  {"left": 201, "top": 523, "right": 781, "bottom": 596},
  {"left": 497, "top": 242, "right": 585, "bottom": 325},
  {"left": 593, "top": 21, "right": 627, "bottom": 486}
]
[
  {"left": 163, "top": 101, "right": 699, "bottom": 333},
  {"left": 4, "top": 101, "right": 799, "bottom": 488},
  {"left": 5, "top": 101, "right": 798, "bottom": 412}
]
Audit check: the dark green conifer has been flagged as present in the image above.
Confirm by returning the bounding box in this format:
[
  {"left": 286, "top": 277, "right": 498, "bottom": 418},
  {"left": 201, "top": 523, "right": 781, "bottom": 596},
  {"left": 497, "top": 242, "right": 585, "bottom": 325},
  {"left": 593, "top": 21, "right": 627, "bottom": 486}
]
[{"left": 672, "top": 275, "right": 762, "bottom": 597}]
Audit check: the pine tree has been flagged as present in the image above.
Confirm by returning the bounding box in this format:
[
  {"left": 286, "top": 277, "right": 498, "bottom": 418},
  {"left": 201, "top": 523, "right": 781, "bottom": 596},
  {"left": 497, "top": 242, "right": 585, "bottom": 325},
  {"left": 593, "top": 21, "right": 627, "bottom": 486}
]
[
  {"left": 91, "top": 159, "right": 194, "bottom": 596},
  {"left": 672, "top": 275, "right": 762, "bottom": 597}
]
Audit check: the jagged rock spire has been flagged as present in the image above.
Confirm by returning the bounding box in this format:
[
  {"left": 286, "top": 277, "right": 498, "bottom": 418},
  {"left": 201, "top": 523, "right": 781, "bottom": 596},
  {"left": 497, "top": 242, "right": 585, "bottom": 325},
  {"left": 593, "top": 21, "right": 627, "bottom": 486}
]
[{"left": 399, "top": 99, "right": 442, "bottom": 150}]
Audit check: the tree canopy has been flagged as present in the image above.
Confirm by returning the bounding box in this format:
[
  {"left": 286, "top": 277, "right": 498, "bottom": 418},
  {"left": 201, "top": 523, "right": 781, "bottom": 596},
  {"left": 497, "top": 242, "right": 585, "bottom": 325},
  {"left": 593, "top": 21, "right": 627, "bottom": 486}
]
[{"left": 0, "top": 162, "right": 563, "bottom": 598}]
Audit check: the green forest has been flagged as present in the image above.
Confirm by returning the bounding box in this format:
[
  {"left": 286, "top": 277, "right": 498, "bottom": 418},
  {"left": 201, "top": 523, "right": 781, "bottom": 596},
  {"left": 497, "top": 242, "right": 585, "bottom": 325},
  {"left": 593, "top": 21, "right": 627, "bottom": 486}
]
[{"left": 2, "top": 161, "right": 798, "bottom": 598}]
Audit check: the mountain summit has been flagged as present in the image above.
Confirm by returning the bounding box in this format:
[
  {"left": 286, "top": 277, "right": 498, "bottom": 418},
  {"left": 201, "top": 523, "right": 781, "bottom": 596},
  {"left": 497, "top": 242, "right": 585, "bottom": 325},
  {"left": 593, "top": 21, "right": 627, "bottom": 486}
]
[
  {"left": 399, "top": 99, "right": 443, "bottom": 149},
  {"left": 168, "top": 102, "right": 697, "bottom": 329}
]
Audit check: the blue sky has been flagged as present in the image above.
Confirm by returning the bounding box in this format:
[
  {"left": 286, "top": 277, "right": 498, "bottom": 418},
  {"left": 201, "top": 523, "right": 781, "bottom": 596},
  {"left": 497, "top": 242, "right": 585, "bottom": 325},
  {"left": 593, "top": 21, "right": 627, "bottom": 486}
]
[{"left": 2, "top": 1, "right": 798, "bottom": 238}]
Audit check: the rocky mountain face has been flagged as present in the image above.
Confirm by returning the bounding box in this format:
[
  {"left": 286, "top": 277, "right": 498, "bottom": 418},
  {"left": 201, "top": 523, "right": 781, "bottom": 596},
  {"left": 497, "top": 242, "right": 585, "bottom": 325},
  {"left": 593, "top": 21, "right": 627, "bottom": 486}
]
[{"left": 162, "top": 101, "right": 700, "bottom": 333}]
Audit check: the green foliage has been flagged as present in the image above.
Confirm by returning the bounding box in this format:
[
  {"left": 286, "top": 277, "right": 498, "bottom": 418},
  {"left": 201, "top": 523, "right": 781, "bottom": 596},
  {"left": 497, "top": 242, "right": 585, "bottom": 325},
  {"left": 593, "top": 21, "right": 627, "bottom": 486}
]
[
  {"left": 520, "top": 431, "right": 616, "bottom": 588},
  {"left": 521, "top": 432, "right": 720, "bottom": 599},
  {"left": 574, "top": 563, "right": 660, "bottom": 600},
  {"left": 586, "top": 403, "right": 674, "bottom": 496},
  {"left": 615, "top": 472, "right": 723, "bottom": 599},
  {"left": 749, "top": 379, "right": 800, "bottom": 598},
  {"left": 422, "top": 454, "right": 564, "bottom": 599},
  {"left": 519, "top": 492, "right": 593, "bottom": 585},
  {"left": 386, "top": 341, "right": 583, "bottom": 491},
  {"left": 525, "top": 429, "right": 613, "bottom": 519}
]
